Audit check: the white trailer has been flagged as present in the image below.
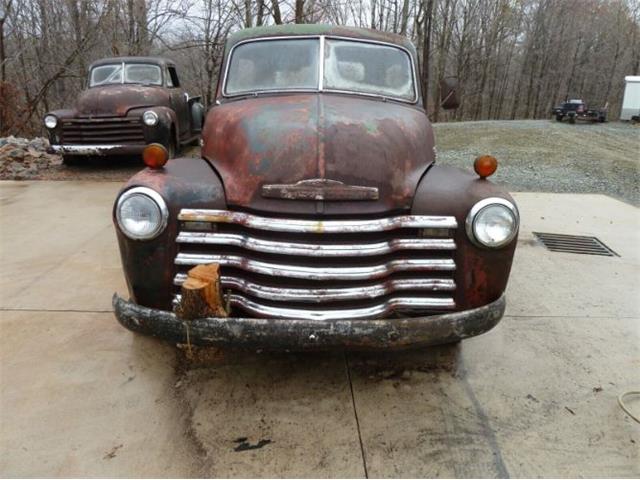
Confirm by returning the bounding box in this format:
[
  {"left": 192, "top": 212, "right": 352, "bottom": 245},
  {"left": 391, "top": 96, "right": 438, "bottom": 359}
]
[{"left": 621, "top": 76, "right": 640, "bottom": 121}]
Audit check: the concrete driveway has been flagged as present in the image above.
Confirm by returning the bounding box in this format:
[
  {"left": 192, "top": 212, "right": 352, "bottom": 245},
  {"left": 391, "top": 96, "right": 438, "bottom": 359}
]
[{"left": 1, "top": 181, "right": 638, "bottom": 477}]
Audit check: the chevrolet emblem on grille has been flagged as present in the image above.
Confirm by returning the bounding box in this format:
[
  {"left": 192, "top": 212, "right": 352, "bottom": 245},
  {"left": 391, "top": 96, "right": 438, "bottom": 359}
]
[{"left": 261, "top": 178, "right": 379, "bottom": 201}]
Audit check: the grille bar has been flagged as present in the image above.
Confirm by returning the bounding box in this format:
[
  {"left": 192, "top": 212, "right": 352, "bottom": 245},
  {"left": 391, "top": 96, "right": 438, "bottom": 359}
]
[
  {"left": 175, "top": 253, "right": 455, "bottom": 280},
  {"left": 61, "top": 117, "right": 144, "bottom": 145},
  {"left": 179, "top": 209, "right": 457, "bottom": 233},
  {"left": 174, "top": 209, "right": 458, "bottom": 320},
  {"left": 176, "top": 231, "right": 455, "bottom": 257},
  {"left": 174, "top": 293, "right": 456, "bottom": 321},
  {"left": 174, "top": 273, "right": 456, "bottom": 302}
]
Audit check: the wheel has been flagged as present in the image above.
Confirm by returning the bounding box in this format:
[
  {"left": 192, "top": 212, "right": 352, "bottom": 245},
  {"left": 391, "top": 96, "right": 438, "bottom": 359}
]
[
  {"left": 190, "top": 102, "right": 204, "bottom": 132},
  {"left": 166, "top": 138, "right": 176, "bottom": 159},
  {"left": 165, "top": 127, "right": 177, "bottom": 159},
  {"left": 555, "top": 114, "right": 564, "bottom": 122},
  {"left": 598, "top": 116, "right": 606, "bottom": 123},
  {"left": 568, "top": 115, "right": 576, "bottom": 124}
]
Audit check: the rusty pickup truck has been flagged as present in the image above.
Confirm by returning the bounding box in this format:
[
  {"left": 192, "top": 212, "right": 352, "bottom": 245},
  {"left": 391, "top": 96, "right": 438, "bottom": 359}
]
[
  {"left": 112, "top": 25, "right": 519, "bottom": 350},
  {"left": 44, "top": 56, "right": 204, "bottom": 164}
]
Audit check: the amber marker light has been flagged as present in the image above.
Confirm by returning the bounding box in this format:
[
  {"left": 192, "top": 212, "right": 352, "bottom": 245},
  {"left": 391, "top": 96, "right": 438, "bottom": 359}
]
[
  {"left": 142, "top": 143, "right": 169, "bottom": 169},
  {"left": 474, "top": 155, "right": 498, "bottom": 179}
]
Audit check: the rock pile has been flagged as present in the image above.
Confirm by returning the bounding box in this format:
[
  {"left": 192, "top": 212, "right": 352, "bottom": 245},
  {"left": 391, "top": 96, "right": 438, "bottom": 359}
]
[{"left": 0, "top": 136, "right": 62, "bottom": 179}]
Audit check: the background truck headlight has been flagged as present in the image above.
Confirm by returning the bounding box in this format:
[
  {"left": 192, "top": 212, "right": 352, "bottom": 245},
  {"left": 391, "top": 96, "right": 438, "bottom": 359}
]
[
  {"left": 116, "top": 187, "right": 168, "bottom": 240},
  {"left": 142, "top": 110, "right": 159, "bottom": 126},
  {"left": 466, "top": 197, "right": 519, "bottom": 248},
  {"left": 44, "top": 115, "right": 58, "bottom": 129}
]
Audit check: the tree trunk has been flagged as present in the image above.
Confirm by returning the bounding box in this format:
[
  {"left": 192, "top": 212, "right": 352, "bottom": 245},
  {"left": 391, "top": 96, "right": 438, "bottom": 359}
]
[
  {"left": 295, "top": 0, "right": 304, "bottom": 23},
  {"left": 256, "top": 0, "right": 264, "bottom": 26},
  {"left": 420, "top": 0, "right": 435, "bottom": 112},
  {"left": 244, "top": 0, "right": 252, "bottom": 27},
  {"left": 0, "top": 0, "right": 13, "bottom": 84},
  {"left": 176, "top": 264, "right": 227, "bottom": 320},
  {"left": 271, "top": 0, "right": 282, "bottom": 24},
  {"left": 400, "top": 0, "right": 409, "bottom": 35}
]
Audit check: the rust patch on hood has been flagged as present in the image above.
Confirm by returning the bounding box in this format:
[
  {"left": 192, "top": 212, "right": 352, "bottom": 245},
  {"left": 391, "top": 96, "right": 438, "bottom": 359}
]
[
  {"left": 76, "top": 85, "right": 171, "bottom": 117},
  {"left": 201, "top": 93, "right": 434, "bottom": 215}
]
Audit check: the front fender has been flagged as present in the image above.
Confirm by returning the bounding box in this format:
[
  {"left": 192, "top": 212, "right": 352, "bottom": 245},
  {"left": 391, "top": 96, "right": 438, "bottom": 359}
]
[
  {"left": 411, "top": 164, "right": 518, "bottom": 310},
  {"left": 44, "top": 109, "right": 75, "bottom": 144},
  {"left": 128, "top": 106, "right": 178, "bottom": 147},
  {"left": 114, "top": 158, "right": 227, "bottom": 310}
]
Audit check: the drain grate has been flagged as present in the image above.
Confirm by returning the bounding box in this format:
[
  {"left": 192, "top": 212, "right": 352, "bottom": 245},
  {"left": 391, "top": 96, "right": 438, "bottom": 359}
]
[{"left": 533, "top": 232, "right": 618, "bottom": 257}]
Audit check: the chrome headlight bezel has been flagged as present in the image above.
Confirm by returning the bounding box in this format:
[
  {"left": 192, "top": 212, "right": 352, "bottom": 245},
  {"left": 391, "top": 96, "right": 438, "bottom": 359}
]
[
  {"left": 44, "top": 115, "right": 58, "bottom": 129},
  {"left": 115, "top": 187, "right": 169, "bottom": 241},
  {"left": 142, "top": 110, "right": 159, "bottom": 126},
  {"left": 465, "top": 197, "right": 519, "bottom": 249}
]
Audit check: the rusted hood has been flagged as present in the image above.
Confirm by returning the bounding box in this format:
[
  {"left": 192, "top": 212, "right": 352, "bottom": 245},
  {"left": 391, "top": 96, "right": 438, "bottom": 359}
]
[
  {"left": 75, "top": 85, "right": 170, "bottom": 117},
  {"left": 201, "top": 94, "right": 434, "bottom": 215}
]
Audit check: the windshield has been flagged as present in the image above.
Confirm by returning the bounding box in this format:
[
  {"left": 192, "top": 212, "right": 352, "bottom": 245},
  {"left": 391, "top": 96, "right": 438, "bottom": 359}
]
[
  {"left": 225, "top": 39, "right": 319, "bottom": 95},
  {"left": 90, "top": 63, "right": 162, "bottom": 87},
  {"left": 224, "top": 37, "right": 416, "bottom": 102}
]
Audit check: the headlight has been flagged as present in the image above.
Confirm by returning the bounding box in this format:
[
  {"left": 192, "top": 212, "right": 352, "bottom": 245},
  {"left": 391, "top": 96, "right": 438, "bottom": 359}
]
[
  {"left": 466, "top": 197, "right": 519, "bottom": 248},
  {"left": 142, "top": 110, "right": 159, "bottom": 126},
  {"left": 44, "top": 115, "right": 58, "bottom": 129},
  {"left": 116, "top": 187, "right": 168, "bottom": 240}
]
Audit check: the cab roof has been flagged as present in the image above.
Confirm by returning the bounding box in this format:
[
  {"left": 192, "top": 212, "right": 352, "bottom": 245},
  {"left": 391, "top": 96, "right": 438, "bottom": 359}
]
[
  {"left": 89, "top": 56, "right": 175, "bottom": 69},
  {"left": 226, "top": 24, "right": 417, "bottom": 55}
]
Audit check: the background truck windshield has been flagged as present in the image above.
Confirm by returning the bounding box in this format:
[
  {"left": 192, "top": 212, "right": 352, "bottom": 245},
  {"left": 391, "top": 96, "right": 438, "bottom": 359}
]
[
  {"left": 90, "top": 64, "right": 162, "bottom": 87},
  {"left": 225, "top": 37, "right": 415, "bottom": 101}
]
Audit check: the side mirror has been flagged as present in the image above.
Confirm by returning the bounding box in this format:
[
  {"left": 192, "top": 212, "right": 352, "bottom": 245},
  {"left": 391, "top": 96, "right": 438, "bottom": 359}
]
[{"left": 440, "top": 78, "right": 460, "bottom": 110}]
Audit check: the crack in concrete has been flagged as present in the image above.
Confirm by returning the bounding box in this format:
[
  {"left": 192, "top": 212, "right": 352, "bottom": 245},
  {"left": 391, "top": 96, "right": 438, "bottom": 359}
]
[{"left": 345, "top": 352, "right": 369, "bottom": 479}]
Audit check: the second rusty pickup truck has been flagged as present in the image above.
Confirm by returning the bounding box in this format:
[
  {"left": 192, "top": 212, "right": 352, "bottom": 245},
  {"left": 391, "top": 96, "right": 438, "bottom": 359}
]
[{"left": 44, "top": 56, "right": 204, "bottom": 164}]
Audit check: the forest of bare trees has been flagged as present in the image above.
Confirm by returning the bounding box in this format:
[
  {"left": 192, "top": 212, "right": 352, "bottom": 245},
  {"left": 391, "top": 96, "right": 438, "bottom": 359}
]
[{"left": 1, "top": 0, "right": 638, "bottom": 136}]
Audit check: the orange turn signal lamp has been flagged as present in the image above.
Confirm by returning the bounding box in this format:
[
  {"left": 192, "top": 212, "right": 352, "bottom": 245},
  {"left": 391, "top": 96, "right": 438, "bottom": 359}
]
[
  {"left": 474, "top": 155, "right": 498, "bottom": 179},
  {"left": 143, "top": 143, "right": 169, "bottom": 169}
]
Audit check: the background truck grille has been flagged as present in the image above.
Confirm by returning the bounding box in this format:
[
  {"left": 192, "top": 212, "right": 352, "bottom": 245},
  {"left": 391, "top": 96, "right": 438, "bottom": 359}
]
[
  {"left": 61, "top": 117, "right": 145, "bottom": 145},
  {"left": 173, "top": 209, "right": 458, "bottom": 321}
]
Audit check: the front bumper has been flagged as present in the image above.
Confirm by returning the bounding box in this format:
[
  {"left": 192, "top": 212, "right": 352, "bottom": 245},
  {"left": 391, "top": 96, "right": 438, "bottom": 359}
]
[
  {"left": 113, "top": 293, "right": 506, "bottom": 351},
  {"left": 49, "top": 144, "right": 145, "bottom": 156}
]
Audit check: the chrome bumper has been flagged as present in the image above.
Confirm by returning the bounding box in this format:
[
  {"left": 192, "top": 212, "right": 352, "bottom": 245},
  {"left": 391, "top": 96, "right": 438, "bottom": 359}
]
[
  {"left": 113, "top": 293, "right": 506, "bottom": 351},
  {"left": 49, "top": 144, "right": 144, "bottom": 156}
]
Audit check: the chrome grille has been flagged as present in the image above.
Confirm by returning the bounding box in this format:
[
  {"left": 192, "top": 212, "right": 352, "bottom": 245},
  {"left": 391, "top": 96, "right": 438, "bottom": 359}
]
[
  {"left": 61, "top": 117, "right": 145, "bottom": 145},
  {"left": 173, "top": 209, "right": 458, "bottom": 320}
]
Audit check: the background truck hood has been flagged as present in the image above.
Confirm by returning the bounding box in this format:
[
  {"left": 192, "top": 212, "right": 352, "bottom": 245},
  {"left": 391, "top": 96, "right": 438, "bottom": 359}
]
[
  {"left": 75, "top": 85, "right": 170, "bottom": 117},
  {"left": 201, "top": 94, "right": 435, "bottom": 215}
]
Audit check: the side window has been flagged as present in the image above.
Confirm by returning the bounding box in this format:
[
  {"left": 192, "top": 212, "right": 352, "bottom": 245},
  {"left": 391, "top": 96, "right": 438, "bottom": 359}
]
[{"left": 168, "top": 67, "right": 180, "bottom": 88}]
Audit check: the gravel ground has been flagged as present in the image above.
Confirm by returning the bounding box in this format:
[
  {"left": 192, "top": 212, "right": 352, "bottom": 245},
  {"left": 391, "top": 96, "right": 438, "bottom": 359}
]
[
  {"left": 2, "top": 120, "right": 638, "bottom": 205},
  {"left": 0, "top": 145, "right": 200, "bottom": 182},
  {"left": 434, "top": 119, "right": 640, "bottom": 206}
]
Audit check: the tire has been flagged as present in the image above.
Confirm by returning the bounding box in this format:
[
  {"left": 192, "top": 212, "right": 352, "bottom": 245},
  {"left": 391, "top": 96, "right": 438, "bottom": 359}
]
[
  {"left": 555, "top": 114, "right": 564, "bottom": 122},
  {"left": 190, "top": 102, "right": 204, "bottom": 132},
  {"left": 598, "top": 116, "right": 606, "bottom": 123},
  {"left": 569, "top": 115, "right": 576, "bottom": 124},
  {"left": 164, "top": 126, "right": 177, "bottom": 159},
  {"left": 166, "top": 138, "right": 176, "bottom": 159}
]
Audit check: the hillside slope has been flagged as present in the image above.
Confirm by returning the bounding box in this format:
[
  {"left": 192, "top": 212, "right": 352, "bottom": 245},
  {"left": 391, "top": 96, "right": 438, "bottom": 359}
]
[{"left": 433, "top": 120, "right": 639, "bottom": 206}]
